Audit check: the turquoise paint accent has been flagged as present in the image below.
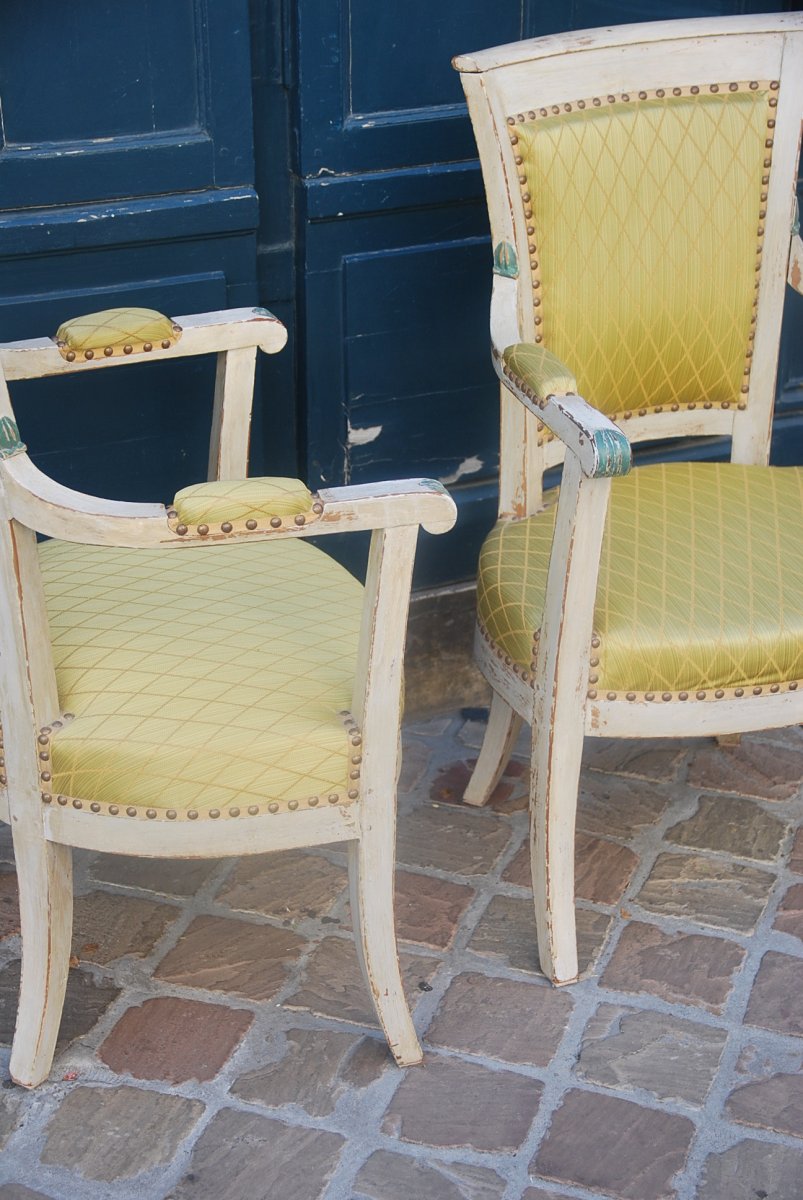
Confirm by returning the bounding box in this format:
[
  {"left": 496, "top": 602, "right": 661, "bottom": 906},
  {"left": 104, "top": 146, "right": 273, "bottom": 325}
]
[
  {"left": 0, "top": 416, "right": 26, "bottom": 460},
  {"left": 493, "top": 241, "right": 518, "bottom": 278},
  {"left": 593, "top": 427, "right": 631, "bottom": 477}
]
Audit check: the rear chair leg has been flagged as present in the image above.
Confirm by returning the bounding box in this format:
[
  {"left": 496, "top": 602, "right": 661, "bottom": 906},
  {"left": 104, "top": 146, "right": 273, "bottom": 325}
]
[{"left": 464, "top": 691, "right": 523, "bottom": 806}]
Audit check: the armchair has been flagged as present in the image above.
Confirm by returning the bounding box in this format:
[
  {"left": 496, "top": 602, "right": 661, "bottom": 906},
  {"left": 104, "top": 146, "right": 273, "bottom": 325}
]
[
  {"left": 0, "top": 304, "right": 456, "bottom": 1086},
  {"left": 454, "top": 14, "right": 803, "bottom": 984}
]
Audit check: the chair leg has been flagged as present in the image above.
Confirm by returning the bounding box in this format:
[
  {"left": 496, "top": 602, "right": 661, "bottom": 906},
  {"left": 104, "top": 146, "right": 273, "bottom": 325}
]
[
  {"left": 529, "top": 711, "right": 583, "bottom": 986},
  {"left": 9, "top": 834, "right": 73, "bottom": 1088},
  {"left": 463, "top": 692, "right": 524, "bottom": 806},
  {"left": 349, "top": 832, "right": 422, "bottom": 1068}
]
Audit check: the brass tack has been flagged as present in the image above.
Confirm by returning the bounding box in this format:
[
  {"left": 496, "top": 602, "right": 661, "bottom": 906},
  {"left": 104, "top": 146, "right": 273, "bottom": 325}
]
[
  {"left": 123, "top": 345, "right": 133, "bottom": 355},
  {"left": 507, "top": 116, "right": 515, "bottom": 125},
  {"left": 40, "top": 771, "right": 51, "bottom": 782},
  {"left": 591, "top": 636, "right": 600, "bottom": 648},
  {"left": 763, "top": 158, "right": 771, "bottom": 168},
  {"left": 638, "top": 408, "right": 646, "bottom": 417},
  {"left": 188, "top": 810, "right": 198, "bottom": 820},
  {"left": 587, "top": 689, "right": 597, "bottom": 699},
  {"left": 509, "top": 134, "right": 518, "bottom": 145},
  {"left": 624, "top": 411, "right": 632, "bottom": 420},
  {"left": 42, "top": 793, "right": 52, "bottom": 803},
  {"left": 229, "top": 807, "right": 240, "bottom": 817},
  {"left": 349, "top": 769, "right": 360, "bottom": 780},
  {"left": 522, "top": 192, "right": 530, "bottom": 202},
  {"left": 66, "top": 351, "right": 76, "bottom": 362},
  {"left": 539, "top": 108, "right": 547, "bottom": 117},
  {"left": 662, "top": 692, "right": 672, "bottom": 702},
  {"left": 645, "top": 693, "right": 655, "bottom": 701},
  {"left": 84, "top": 350, "right": 94, "bottom": 360},
  {"left": 564, "top": 102, "right": 572, "bottom": 111},
  {"left": 679, "top": 692, "right": 688, "bottom": 701},
  {"left": 607, "top": 692, "right": 617, "bottom": 701},
  {"left": 672, "top": 87, "right": 681, "bottom": 96},
  {"left": 671, "top": 403, "right": 679, "bottom": 412},
  {"left": 268, "top": 802, "right": 279, "bottom": 813},
  {"left": 621, "top": 93, "right": 629, "bottom": 101},
  {"left": 39, "top": 751, "right": 49, "bottom": 761},
  {"left": 770, "top": 80, "right": 779, "bottom": 89},
  {"left": 167, "top": 809, "right": 177, "bottom": 819},
  {"left": 551, "top": 105, "right": 560, "bottom": 114},
  {"left": 351, "top": 754, "right": 362, "bottom": 764},
  {"left": 143, "top": 808, "right": 156, "bottom": 819},
  {"left": 143, "top": 342, "right": 152, "bottom": 352},
  {"left": 638, "top": 91, "right": 647, "bottom": 100},
  {"left": 753, "top": 686, "right": 763, "bottom": 695},
  {"left": 762, "top": 174, "right": 770, "bottom": 184},
  {"left": 167, "top": 508, "right": 178, "bottom": 519},
  {"left": 722, "top": 401, "right": 730, "bottom": 409},
  {"left": 528, "top": 110, "right": 536, "bottom": 119},
  {"left": 161, "top": 339, "right": 171, "bottom": 349},
  {"left": 308, "top": 796, "right": 319, "bottom": 807},
  {"left": 749, "top": 81, "right": 759, "bottom": 89},
  {"left": 715, "top": 689, "right": 725, "bottom": 699},
  {"left": 525, "top": 209, "right": 532, "bottom": 218},
  {"left": 688, "top": 402, "right": 696, "bottom": 410},
  {"left": 294, "top": 514, "right": 306, "bottom": 526},
  {"left": 172, "top": 324, "right": 181, "bottom": 333},
  {"left": 348, "top": 789, "right": 359, "bottom": 799},
  {"left": 0, "top": 775, "right": 7, "bottom": 786},
  {"left": 288, "top": 799, "right": 299, "bottom": 810},
  {"left": 588, "top": 673, "right": 598, "bottom": 684},
  {"left": 247, "top": 805, "right": 259, "bottom": 815},
  {"left": 246, "top": 519, "right": 258, "bottom": 530},
  {"left": 655, "top": 406, "right": 663, "bottom": 413},
  {"left": 126, "top": 806, "right": 137, "bottom": 817},
  {"left": 351, "top": 735, "right": 362, "bottom": 746},
  {"left": 38, "top": 734, "right": 49, "bottom": 745},
  {"left": 197, "top": 524, "right": 209, "bottom": 536},
  {"left": 769, "top": 97, "right": 777, "bottom": 107},
  {"left": 593, "top": 97, "right": 601, "bottom": 106},
  {"left": 770, "top": 684, "right": 780, "bottom": 693},
  {"left": 741, "top": 385, "right": 749, "bottom": 394},
  {"left": 104, "top": 346, "right": 114, "bottom": 357},
  {"left": 696, "top": 691, "right": 706, "bottom": 700},
  {"left": 656, "top": 89, "right": 664, "bottom": 98},
  {"left": 176, "top": 524, "right": 188, "bottom": 536},
  {"left": 790, "top": 682, "right": 798, "bottom": 691},
  {"left": 626, "top": 692, "right": 636, "bottom": 701},
  {"left": 109, "top": 804, "right": 119, "bottom": 815},
  {"left": 590, "top": 658, "right": 599, "bottom": 667},
  {"left": 58, "top": 795, "right": 68, "bottom": 806},
  {"left": 710, "top": 84, "right": 719, "bottom": 93},
  {"left": 515, "top": 155, "right": 523, "bottom": 165},
  {"left": 704, "top": 402, "right": 712, "bottom": 409},
  {"left": 209, "top": 809, "right": 220, "bottom": 819},
  {"left": 518, "top": 173, "right": 527, "bottom": 184},
  {"left": 728, "top": 82, "right": 738, "bottom": 92},
  {"left": 607, "top": 94, "right": 616, "bottom": 103},
  {"left": 312, "top": 502, "right": 324, "bottom": 514},
  {"left": 328, "top": 793, "right": 339, "bottom": 804},
  {"left": 221, "top": 522, "right": 233, "bottom": 533},
  {"left": 738, "top": 402, "right": 747, "bottom": 410},
  {"left": 691, "top": 86, "right": 699, "bottom": 95}
]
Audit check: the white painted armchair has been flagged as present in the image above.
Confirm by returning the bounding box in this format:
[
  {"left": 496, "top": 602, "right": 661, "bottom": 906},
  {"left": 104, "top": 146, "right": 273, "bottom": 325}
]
[
  {"left": 0, "top": 304, "right": 456, "bottom": 1086},
  {"left": 454, "top": 15, "right": 803, "bottom": 984}
]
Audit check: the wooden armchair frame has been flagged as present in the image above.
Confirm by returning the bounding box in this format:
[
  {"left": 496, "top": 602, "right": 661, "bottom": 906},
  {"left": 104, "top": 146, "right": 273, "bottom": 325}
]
[
  {"left": 454, "top": 14, "right": 803, "bottom": 984},
  {"left": 0, "top": 306, "right": 455, "bottom": 1085}
]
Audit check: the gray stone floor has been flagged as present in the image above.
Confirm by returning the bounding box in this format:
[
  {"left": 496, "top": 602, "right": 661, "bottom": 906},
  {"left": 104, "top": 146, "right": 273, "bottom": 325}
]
[{"left": 1, "top": 709, "right": 803, "bottom": 1200}]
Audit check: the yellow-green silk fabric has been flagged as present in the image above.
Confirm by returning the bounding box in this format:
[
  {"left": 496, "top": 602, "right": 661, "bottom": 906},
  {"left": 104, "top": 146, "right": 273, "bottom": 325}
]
[
  {"left": 39, "top": 538, "right": 362, "bottom": 812},
  {"left": 173, "top": 477, "right": 313, "bottom": 526},
  {"left": 513, "top": 91, "right": 768, "bottom": 414},
  {"left": 478, "top": 462, "right": 803, "bottom": 694}
]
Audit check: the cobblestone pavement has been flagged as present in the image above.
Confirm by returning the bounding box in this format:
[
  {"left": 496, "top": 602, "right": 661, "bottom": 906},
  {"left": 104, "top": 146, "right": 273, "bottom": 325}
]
[{"left": 1, "top": 710, "right": 803, "bottom": 1200}]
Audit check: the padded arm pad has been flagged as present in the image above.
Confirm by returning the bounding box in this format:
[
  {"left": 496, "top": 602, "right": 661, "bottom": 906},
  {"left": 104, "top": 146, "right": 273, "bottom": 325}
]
[
  {"left": 55, "top": 308, "right": 181, "bottom": 361},
  {"left": 171, "top": 478, "right": 318, "bottom": 533},
  {"left": 498, "top": 342, "right": 631, "bottom": 478}
]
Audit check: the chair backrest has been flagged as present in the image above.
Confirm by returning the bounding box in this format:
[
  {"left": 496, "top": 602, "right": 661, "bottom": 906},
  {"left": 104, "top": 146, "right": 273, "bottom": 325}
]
[{"left": 455, "top": 15, "right": 803, "bottom": 487}]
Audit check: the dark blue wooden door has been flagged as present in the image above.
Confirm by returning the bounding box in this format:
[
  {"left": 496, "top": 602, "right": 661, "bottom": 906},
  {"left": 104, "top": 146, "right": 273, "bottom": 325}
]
[
  {"left": 0, "top": 0, "right": 260, "bottom": 504},
  {"left": 291, "top": 0, "right": 803, "bottom": 587}
]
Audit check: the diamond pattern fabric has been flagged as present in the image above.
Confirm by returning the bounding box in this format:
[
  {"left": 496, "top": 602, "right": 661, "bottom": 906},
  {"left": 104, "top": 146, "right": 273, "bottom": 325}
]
[
  {"left": 39, "top": 538, "right": 362, "bottom": 813},
  {"left": 55, "top": 308, "right": 178, "bottom": 357},
  {"left": 173, "top": 478, "right": 314, "bottom": 526},
  {"left": 513, "top": 88, "right": 770, "bottom": 415},
  {"left": 477, "top": 462, "right": 803, "bottom": 694}
]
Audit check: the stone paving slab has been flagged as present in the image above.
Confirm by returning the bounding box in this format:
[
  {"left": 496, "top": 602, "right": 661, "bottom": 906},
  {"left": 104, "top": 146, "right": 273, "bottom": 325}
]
[{"left": 0, "top": 710, "right": 802, "bottom": 1200}]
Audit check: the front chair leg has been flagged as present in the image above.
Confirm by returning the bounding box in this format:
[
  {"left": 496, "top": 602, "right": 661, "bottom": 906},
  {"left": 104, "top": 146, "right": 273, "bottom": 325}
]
[
  {"left": 9, "top": 835, "right": 73, "bottom": 1088},
  {"left": 348, "top": 829, "right": 422, "bottom": 1068},
  {"left": 464, "top": 691, "right": 523, "bottom": 806},
  {"left": 530, "top": 709, "right": 584, "bottom": 985}
]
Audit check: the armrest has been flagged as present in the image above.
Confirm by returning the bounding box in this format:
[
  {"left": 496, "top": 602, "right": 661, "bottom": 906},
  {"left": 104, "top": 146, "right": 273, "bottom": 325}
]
[
  {"left": 0, "top": 454, "right": 456, "bottom": 547},
  {"left": 0, "top": 307, "right": 287, "bottom": 381},
  {"left": 496, "top": 342, "right": 631, "bottom": 479}
]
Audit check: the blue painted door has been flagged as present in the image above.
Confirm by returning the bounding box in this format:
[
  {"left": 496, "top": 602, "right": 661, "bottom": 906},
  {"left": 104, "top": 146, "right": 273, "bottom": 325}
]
[
  {"left": 291, "top": 0, "right": 803, "bottom": 587},
  {"left": 0, "top": 0, "right": 261, "bottom": 504}
]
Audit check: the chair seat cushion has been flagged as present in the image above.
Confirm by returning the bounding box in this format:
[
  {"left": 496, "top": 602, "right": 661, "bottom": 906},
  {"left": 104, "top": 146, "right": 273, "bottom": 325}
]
[
  {"left": 39, "top": 538, "right": 362, "bottom": 815},
  {"left": 477, "top": 462, "right": 803, "bottom": 695}
]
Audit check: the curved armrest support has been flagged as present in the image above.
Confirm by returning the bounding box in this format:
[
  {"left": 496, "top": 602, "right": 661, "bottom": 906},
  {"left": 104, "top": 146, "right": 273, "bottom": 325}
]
[
  {"left": 497, "top": 342, "right": 632, "bottom": 478},
  {"left": 789, "top": 228, "right": 803, "bottom": 294}
]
